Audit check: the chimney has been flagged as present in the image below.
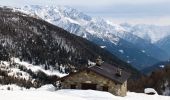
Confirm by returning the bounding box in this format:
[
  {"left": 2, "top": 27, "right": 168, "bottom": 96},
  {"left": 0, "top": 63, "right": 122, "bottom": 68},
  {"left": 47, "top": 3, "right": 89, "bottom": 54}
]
[
  {"left": 116, "top": 68, "right": 122, "bottom": 77},
  {"left": 96, "top": 56, "right": 103, "bottom": 66}
]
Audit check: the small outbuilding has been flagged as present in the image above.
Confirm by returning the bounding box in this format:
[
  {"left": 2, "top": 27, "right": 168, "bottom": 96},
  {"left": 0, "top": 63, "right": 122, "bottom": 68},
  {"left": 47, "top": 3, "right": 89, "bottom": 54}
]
[{"left": 57, "top": 58, "right": 130, "bottom": 96}]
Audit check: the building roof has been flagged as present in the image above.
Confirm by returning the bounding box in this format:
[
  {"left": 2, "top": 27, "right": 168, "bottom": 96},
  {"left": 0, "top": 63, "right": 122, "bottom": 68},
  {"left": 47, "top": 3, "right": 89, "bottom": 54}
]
[
  {"left": 88, "top": 63, "right": 131, "bottom": 84},
  {"left": 59, "top": 62, "right": 131, "bottom": 84}
]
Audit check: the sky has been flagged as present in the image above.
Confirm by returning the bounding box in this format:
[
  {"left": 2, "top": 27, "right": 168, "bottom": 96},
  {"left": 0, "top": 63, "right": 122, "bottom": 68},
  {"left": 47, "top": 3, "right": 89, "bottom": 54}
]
[{"left": 0, "top": 0, "right": 170, "bottom": 25}]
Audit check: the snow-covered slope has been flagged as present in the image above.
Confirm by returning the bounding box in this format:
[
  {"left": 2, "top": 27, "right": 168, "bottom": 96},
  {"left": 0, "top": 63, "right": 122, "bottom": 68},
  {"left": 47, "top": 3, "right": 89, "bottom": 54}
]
[
  {"left": 17, "top": 5, "right": 120, "bottom": 45},
  {"left": 0, "top": 58, "right": 66, "bottom": 88},
  {"left": 17, "top": 5, "right": 170, "bottom": 44},
  {"left": 14, "top": 5, "right": 170, "bottom": 70},
  {"left": 12, "top": 58, "right": 67, "bottom": 77},
  {"left": 120, "top": 23, "right": 170, "bottom": 43},
  {"left": 0, "top": 84, "right": 170, "bottom": 100},
  {"left": 1, "top": 6, "right": 136, "bottom": 74},
  {"left": 1, "top": 58, "right": 67, "bottom": 78}
]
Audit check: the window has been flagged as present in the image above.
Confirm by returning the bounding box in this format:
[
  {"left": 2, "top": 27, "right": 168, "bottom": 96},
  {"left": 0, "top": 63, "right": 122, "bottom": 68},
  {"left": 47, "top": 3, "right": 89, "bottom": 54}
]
[
  {"left": 70, "top": 84, "right": 76, "bottom": 89},
  {"left": 102, "top": 86, "right": 109, "bottom": 91}
]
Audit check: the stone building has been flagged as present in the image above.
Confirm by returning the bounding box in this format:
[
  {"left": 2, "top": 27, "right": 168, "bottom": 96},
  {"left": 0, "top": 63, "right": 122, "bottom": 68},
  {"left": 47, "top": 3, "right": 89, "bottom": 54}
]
[{"left": 57, "top": 59, "right": 130, "bottom": 96}]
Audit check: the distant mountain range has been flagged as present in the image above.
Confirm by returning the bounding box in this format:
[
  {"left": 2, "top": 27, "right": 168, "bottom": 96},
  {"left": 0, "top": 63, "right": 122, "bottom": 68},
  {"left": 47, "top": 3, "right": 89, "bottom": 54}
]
[
  {"left": 15, "top": 5, "right": 170, "bottom": 70},
  {"left": 0, "top": 6, "right": 138, "bottom": 76}
]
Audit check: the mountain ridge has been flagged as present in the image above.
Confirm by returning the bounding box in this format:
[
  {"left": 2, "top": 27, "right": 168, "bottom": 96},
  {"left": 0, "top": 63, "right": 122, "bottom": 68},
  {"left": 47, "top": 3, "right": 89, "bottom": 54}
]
[
  {"left": 15, "top": 5, "right": 170, "bottom": 70},
  {"left": 0, "top": 7, "right": 138, "bottom": 75}
]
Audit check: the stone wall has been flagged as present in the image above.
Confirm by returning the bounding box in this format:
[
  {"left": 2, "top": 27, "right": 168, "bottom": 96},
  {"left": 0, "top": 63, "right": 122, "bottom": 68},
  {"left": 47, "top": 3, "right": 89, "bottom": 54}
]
[{"left": 60, "top": 69, "right": 127, "bottom": 96}]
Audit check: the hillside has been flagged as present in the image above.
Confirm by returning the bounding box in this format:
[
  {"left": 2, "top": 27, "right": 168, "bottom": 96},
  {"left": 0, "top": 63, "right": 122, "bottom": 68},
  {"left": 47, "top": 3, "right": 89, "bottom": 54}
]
[
  {"left": 141, "top": 61, "right": 170, "bottom": 74},
  {"left": 156, "top": 35, "right": 170, "bottom": 56},
  {"left": 16, "top": 5, "right": 170, "bottom": 70},
  {"left": 128, "top": 64, "right": 170, "bottom": 96},
  {"left": 0, "top": 6, "right": 139, "bottom": 82},
  {"left": 0, "top": 7, "right": 135, "bottom": 69}
]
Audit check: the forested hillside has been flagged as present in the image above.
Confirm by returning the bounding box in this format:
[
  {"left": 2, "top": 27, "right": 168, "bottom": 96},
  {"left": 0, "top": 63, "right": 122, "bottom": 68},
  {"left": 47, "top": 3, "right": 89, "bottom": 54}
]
[{"left": 0, "top": 7, "right": 139, "bottom": 80}]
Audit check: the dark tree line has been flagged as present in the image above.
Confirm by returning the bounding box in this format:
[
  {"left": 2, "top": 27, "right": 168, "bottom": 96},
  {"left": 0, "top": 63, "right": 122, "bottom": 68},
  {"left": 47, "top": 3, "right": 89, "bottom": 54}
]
[
  {"left": 128, "top": 64, "right": 170, "bottom": 95},
  {"left": 0, "top": 69, "right": 34, "bottom": 88},
  {"left": 0, "top": 61, "right": 60, "bottom": 88}
]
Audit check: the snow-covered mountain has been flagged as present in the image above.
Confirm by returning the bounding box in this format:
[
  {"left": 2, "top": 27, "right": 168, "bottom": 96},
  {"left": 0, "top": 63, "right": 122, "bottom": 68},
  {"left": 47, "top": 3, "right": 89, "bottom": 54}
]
[
  {"left": 17, "top": 5, "right": 120, "bottom": 45},
  {"left": 120, "top": 23, "right": 170, "bottom": 43},
  {"left": 0, "top": 6, "right": 137, "bottom": 74},
  {"left": 15, "top": 5, "right": 170, "bottom": 70},
  {"left": 0, "top": 6, "right": 140, "bottom": 88},
  {"left": 156, "top": 35, "right": 170, "bottom": 56}
]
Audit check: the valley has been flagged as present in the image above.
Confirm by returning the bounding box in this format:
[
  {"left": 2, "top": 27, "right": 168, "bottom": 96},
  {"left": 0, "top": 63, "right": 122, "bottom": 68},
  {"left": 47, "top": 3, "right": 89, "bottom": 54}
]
[
  {"left": 0, "top": 3, "right": 170, "bottom": 99},
  {"left": 15, "top": 5, "right": 170, "bottom": 70}
]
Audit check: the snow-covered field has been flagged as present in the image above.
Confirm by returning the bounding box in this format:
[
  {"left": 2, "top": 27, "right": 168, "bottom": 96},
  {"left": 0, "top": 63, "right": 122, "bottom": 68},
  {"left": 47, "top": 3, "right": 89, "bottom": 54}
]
[
  {"left": 0, "top": 84, "right": 170, "bottom": 100},
  {"left": 0, "top": 58, "right": 170, "bottom": 99}
]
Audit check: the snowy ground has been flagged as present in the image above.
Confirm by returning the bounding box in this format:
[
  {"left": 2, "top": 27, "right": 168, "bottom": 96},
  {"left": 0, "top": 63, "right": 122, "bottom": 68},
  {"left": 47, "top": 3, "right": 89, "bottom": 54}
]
[
  {"left": 0, "top": 57, "right": 67, "bottom": 81},
  {"left": 0, "top": 84, "right": 170, "bottom": 100},
  {"left": 13, "top": 58, "right": 68, "bottom": 77}
]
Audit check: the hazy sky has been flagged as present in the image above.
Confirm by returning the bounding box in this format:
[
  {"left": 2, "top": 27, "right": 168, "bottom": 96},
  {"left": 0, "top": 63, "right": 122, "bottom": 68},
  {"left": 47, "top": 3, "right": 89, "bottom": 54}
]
[{"left": 0, "top": 0, "right": 170, "bottom": 25}]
